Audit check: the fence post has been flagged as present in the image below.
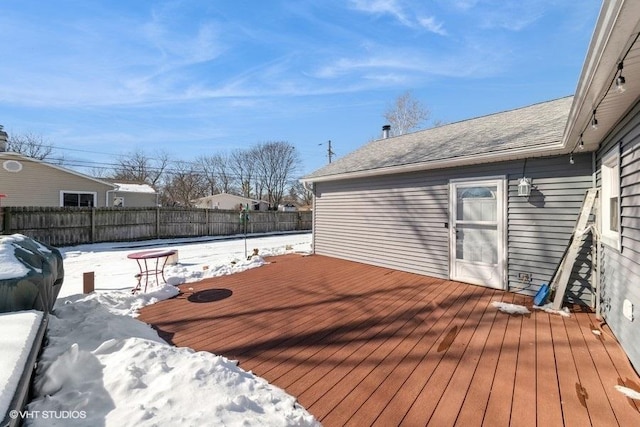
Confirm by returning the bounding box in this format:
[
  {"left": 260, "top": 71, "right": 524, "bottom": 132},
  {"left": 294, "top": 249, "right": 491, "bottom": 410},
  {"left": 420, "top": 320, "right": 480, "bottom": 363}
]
[
  {"left": 2, "top": 207, "right": 10, "bottom": 234},
  {"left": 156, "top": 207, "right": 161, "bottom": 239},
  {"left": 90, "top": 208, "right": 96, "bottom": 243}
]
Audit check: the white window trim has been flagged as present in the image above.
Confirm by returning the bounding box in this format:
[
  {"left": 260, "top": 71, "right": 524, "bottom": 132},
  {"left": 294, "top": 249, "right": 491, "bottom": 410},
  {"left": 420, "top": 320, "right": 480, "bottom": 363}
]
[
  {"left": 600, "top": 147, "right": 621, "bottom": 250},
  {"left": 60, "top": 191, "right": 97, "bottom": 207}
]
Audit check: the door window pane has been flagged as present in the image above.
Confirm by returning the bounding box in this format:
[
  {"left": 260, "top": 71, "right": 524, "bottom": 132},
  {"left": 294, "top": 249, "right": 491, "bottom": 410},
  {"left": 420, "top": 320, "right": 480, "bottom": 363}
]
[
  {"left": 456, "top": 226, "right": 497, "bottom": 264},
  {"left": 457, "top": 186, "right": 497, "bottom": 222}
]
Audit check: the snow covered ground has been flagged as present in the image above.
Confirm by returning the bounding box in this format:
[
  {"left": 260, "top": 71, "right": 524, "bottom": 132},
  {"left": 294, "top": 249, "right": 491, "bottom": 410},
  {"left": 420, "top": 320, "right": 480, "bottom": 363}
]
[{"left": 11, "top": 232, "right": 319, "bottom": 426}]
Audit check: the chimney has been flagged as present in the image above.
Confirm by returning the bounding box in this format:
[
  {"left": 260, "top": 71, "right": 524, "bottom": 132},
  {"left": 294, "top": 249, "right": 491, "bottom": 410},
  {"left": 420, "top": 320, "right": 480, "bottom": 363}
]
[
  {"left": 382, "top": 124, "right": 391, "bottom": 139},
  {"left": 0, "top": 125, "right": 7, "bottom": 152}
]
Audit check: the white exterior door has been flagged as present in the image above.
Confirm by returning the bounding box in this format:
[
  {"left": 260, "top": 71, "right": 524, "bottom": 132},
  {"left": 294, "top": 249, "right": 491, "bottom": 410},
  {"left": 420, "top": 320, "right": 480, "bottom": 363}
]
[{"left": 450, "top": 178, "right": 506, "bottom": 289}]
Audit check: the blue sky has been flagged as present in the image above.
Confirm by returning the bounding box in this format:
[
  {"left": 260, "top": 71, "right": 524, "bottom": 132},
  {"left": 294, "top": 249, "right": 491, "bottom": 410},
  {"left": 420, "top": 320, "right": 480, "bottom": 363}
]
[{"left": 0, "top": 0, "right": 601, "bottom": 177}]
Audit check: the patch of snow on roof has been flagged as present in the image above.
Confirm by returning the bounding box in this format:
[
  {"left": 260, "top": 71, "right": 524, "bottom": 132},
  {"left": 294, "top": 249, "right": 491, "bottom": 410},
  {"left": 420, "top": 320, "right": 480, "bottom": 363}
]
[{"left": 113, "top": 183, "right": 156, "bottom": 193}]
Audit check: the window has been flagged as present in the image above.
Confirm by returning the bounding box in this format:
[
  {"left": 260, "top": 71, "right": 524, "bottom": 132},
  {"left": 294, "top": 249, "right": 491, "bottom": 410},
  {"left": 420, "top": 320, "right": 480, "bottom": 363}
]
[
  {"left": 601, "top": 147, "right": 620, "bottom": 250},
  {"left": 61, "top": 191, "right": 96, "bottom": 207}
]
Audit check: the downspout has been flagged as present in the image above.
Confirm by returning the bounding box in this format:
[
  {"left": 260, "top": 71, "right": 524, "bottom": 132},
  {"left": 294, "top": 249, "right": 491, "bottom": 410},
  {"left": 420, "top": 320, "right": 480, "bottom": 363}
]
[
  {"left": 106, "top": 189, "right": 115, "bottom": 207},
  {"left": 303, "top": 180, "right": 316, "bottom": 254},
  {"left": 592, "top": 151, "right": 602, "bottom": 319}
]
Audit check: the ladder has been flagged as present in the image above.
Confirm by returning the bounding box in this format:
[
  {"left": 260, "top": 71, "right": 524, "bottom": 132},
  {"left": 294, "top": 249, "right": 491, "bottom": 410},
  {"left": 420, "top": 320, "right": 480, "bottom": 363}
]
[{"left": 551, "top": 188, "right": 599, "bottom": 310}]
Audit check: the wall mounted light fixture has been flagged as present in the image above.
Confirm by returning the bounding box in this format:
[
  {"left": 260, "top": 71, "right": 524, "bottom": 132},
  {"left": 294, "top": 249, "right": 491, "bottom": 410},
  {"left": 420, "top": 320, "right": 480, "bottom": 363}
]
[
  {"left": 518, "top": 177, "right": 532, "bottom": 197},
  {"left": 616, "top": 61, "right": 626, "bottom": 93}
]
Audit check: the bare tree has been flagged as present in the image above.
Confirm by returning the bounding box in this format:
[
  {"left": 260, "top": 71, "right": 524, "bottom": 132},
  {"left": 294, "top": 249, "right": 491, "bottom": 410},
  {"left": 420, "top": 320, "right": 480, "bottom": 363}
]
[
  {"left": 253, "top": 141, "right": 301, "bottom": 208},
  {"left": 88, "top": 166, "right": 110, "bottom": 178},
  {"left": 431, "top": 118, "right": 448, "bottom": 128},
  {"left": 288, "top": 181, "right": 313, "bottom": 207},
  {"left": 383, "top": 91, "right": 430, "bottom": 136},
  {"left": 196, "top": 152, "right": 239, "bottom": 195},
  {"left": 7, "top": 131, "right": 58, "bottom": 161},
  {"left": 229, "top": 148, "right": 256, "bottom": 198},
  {"left": 160, "top": 160, "right": 207, "bottom": 207},
  {"left": 113, "top": 149, "right": 169, "bottom": 187},
  {"left": 195, "top": 154, "right": 219, "bottom": 196}
]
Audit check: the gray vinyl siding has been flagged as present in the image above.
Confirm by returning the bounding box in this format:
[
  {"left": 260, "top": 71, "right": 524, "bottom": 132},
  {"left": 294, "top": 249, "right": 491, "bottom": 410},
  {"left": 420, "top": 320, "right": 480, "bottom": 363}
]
[
  {"left": 596, "top": 99, "right": 640, "bottom": 372},
  {"left": 314, "top": 153, "right": 594, "bottom": 303}
]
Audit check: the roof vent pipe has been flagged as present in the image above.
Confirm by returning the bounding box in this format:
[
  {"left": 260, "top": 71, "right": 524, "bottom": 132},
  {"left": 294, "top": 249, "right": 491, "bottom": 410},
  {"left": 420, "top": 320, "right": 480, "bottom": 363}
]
[
  {"left": 0, "top": 125, "right": 7, "bottom": 152},
  {"left": 382, "top": 125, "right": 391, "bottom": 139}
]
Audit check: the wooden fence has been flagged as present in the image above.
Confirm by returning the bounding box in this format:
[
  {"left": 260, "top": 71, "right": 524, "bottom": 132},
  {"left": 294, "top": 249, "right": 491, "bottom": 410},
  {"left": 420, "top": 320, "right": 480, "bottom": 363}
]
[{"left": 0, "top": 207, "right": 312, "bottom": 247}]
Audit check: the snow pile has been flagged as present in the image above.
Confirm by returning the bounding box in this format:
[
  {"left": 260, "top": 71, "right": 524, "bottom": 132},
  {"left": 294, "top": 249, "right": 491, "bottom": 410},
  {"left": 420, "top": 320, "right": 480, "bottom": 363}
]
[
  {"left": 614, "top": 385, "right": 640, "bottom": 400},
  {"left": 491, "top": 301, "right": 530, "bottom": 315},
  {"left": 166, "top": 253, "right": 267, "bottom": 286},
  {"left": 24, "top": 234, "right": 318, "bottom": 426},
  {"left": 57, "top": 233, "right": 312, "bottom": 298},
  {"left": 533, "top": 303, "right": 572, "bottom": 317},
  {"left": 0, "top": 311, "right": 44, "bottom": 417}
]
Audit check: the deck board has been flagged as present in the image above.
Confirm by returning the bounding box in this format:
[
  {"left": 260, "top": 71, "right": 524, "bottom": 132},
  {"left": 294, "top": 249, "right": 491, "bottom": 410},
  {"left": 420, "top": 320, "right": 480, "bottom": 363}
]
[
  {"left": 455, "top": 292, "right": 514, "bottom": 426},
  {"left": 138, "top": 254, "right": 640, "bottom": 426},
  {"left": 482, "top": 293, "right": 522, "bottom": 426},
  {"left": 510, "top": 294, "right": 537, "bottom": 427}
]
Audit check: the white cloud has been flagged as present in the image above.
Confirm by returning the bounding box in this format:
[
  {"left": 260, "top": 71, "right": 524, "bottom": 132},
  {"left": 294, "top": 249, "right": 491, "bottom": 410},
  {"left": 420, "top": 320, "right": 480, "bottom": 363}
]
[
  {"left": 445, "top": 0, "right": 551, "bottom": 32},
  {"left": 312, "top": 45, "right": 504, "bottom": 84},
  {"left": 349, "top": 0, "right": 446, "bottom": 35},
  {"left": 418, "top": 16, "right": 447, "bottom": 36},
  {"left": 449, "top": 0, "right": 479, "bottom": 11},
  {"left": 348, "top": 0, "right": 410, "bottom": 26}
]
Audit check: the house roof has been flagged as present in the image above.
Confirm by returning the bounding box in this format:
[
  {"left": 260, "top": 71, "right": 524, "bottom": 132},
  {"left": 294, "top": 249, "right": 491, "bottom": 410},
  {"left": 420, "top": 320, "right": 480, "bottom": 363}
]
[
  {"left": 303, "top": 96, "right": 573, "bottom": 183},
  {"left": 0, "top": 151, "right": 116, "bottom": 188},
  {"left": 112, "top": 182, "right": 156, "bottom": 194}
]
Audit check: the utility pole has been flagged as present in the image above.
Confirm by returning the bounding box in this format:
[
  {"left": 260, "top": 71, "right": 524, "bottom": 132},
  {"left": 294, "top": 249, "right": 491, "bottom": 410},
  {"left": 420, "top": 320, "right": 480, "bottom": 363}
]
[{"left": 319, "top": 140, "right": 335, "bottom": 163}]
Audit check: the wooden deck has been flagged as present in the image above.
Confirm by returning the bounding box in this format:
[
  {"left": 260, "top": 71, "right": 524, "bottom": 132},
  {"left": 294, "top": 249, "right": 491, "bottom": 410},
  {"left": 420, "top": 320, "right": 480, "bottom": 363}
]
[{"left": 139, "top": 254, "right": 640, "bottom": 426}]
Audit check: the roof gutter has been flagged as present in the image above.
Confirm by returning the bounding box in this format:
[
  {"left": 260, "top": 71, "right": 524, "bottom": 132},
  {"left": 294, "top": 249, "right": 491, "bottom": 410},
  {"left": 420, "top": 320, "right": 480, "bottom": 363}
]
[
  {"left": 562, "top": 0, "right": 639, "bottom": 150},
  {"left": 301, "top": 141, "right": 568, "bottom": 184}
]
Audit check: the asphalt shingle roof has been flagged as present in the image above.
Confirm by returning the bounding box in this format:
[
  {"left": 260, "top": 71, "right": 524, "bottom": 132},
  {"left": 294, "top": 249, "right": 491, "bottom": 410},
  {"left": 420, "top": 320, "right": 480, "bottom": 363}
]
[{"left": 304, "top": 96, "right": 573, "bottom": 180}]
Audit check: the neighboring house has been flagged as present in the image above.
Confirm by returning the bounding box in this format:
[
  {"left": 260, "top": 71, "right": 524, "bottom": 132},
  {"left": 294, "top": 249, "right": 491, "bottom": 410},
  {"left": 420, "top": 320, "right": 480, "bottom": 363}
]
[
  {"left": 0, "top": 139, "right": 159, "bottom": 208},
  {"left": 279, "top": 203, "right": 297, "bottom": 212},
  {"left": 192, "top": 193, "right": 269, "bottom": 211},
  {"left": 107, "top": 181, "right": 158, "bottom": 208},
  {"left": 0, "top": 151, "right": 115, "bottom": 207},
  {"left": 302, "top": 0, "right": 640, "bottom": 372}
]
